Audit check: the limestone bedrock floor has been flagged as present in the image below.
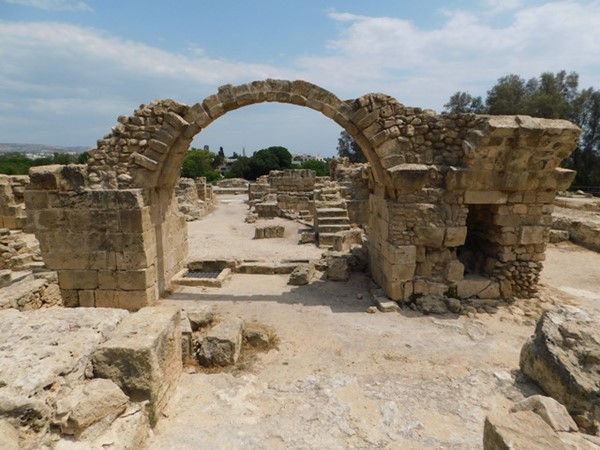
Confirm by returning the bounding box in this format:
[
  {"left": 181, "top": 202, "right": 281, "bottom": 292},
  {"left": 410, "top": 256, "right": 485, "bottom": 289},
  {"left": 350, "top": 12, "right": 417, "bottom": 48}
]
[{"left": 149, "top": 195, "right": 600, "bottom": 450}]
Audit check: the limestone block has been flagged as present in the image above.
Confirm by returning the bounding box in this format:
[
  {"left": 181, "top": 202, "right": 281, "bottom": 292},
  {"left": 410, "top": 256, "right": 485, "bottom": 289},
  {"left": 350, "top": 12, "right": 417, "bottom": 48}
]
[
  {"left": 444, "top": 227, "right": 467, "bottom": 247},
  {"left": 483, "top": 411, "right": 567, "bottom": 450},
  {"left": 446, "top": 260, "right": 465, "bottom": 283},
  {"left": 58, "top": 270, "right": 99, "bottom": 290},
  {"left": 553, "top": 167, "right": 577, "bottom": 191},
  {"left": 519, "top": 226, "right": 546, "bottom": 245},
  {"left": 288, "top": 263, "right": 316, "bottom": 285},
  {"left": 385, "top": 244, "right": 416, "bottom": 265},
  {"left": 549, "top": 229, "right": 569, "bottom": 243},
  {"left": 510, "top": 395, "right": 578, "bottom": 432},
  {"left": 117, "top": 267, "right": 155, "bottom": 290},
  {"left": 389, "top": 263, "right": 416, "bottom": 282},
  {"left": 325, "top": 252, "right": 350, "bottom": 281},
  {"left": 413, "top": 279, "right": 448, "bottom": 296},
  {"left": 55, "top": 378, "right": 129, "bottom": 436},
  {"left": 464, "top": 190, "right": 507, "bottom": 205},
  {"left": 196, "top": 317, "right": 243, "bottom": 367},
  {"left": 185, "top": 307, "right": 214, "bottom": 331},
  {"left": 92, "top": 307, "right": 182, "bottom": 426},
  {"left": 457, "top": 275, "right": 501, "bottom": 299},
  {"left": 387, "top": 163, "right": 429, "bottom": 192},
  {"left": 414, "top": 227, "right": 444, "bottom": 247},
  {"left": 78, "top": 290, "right": 95, "bottom": 307},
  {"left": 94, "top": 287, "right": 156, "bottom": 311}
]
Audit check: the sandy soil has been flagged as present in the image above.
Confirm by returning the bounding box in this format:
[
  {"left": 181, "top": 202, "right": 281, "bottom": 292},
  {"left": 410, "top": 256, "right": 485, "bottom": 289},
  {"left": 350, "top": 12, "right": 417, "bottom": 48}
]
[{"left": 148, "top": 195, "right": 600, "bottom": 449}]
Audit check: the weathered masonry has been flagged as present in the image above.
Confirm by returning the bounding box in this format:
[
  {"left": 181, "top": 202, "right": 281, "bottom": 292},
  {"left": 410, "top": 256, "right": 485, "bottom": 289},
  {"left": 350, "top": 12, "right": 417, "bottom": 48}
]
[{"left": 24, "top": 79, "right": 580, "bottom": 310}]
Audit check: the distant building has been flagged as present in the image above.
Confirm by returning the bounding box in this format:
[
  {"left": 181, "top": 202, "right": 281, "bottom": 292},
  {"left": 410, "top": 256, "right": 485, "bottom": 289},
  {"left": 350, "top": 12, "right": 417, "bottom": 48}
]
[{"left": 291, "top": 154, "right": 325, "bottom": 165}]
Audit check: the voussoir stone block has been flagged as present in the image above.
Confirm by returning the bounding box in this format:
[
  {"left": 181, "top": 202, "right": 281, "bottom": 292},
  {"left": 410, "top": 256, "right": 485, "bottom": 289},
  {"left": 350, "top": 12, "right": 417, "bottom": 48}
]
[{"left": 92, "top": 306, "right": 182, "bottom": 426}]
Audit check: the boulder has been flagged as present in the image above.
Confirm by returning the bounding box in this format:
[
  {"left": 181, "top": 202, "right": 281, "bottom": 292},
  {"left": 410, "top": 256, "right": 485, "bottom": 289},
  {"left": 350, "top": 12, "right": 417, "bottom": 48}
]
[
  {"left": 416, "top": 294, "right": 448, "bottom": 315},
  {"left": 288, "top": 263, "right": 315, "bottom": 285},
  {"left": 196, "top": 317, "right": 243, "bottom": 367},
  {"left": 55, "top": 378, "right": 129, "bottom": 437},
  {"left": 510, "top": 395, "right": 578, "bottom": 432},
  {"left": 483, "top": 411, "right": 567, "bottom": 450},
  {"left": 185, "top": 307, "right": 214, "bottom": 331},
  {"left": 520, "top": 306, "right": 600, "bottom": 433}
]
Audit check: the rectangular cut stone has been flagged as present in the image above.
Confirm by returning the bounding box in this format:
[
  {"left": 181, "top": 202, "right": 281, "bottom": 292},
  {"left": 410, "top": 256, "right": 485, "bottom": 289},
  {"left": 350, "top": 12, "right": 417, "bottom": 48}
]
[
  {"left": 444, "top": 227, "right": 467, "bottom": 247},
  {"left": 58, "top": 270, "right": 99, "bottom": 290},
  {"left": 519, "top": 226, "right": 546, "bottom": 245},
  {"left": 94, "top": 287, "right": 155, "bottom": 311},
  {"left": 464, "top": 191, "right": 507, "bottom": 204},
  {"left": 92, "top": 307, "right": 181, "bottom": 426},
  {"left": 386, "top": 244, "right": 417, "bottom": 265},
  {"left": 414, "top": 227, "right": 445, "bottom": 247},
  {"left": 131, "top": 153, "right": 158, "bottom": 171}
]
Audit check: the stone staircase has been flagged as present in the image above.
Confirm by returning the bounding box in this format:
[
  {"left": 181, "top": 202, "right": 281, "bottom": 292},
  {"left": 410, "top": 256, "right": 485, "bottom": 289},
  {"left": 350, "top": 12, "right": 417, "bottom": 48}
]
[
  {"left": 314, "top": 204, "right": 351, "bottom": 248},
  {"left": 313, "top": 180, "right": 352, "bottom": 248}
]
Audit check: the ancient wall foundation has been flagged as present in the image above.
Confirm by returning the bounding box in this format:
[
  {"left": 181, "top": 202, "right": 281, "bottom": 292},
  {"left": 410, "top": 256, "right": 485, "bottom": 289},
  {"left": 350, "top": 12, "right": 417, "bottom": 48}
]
[{"left": 24, "top": 79, "right": 579, "bottom": 309}]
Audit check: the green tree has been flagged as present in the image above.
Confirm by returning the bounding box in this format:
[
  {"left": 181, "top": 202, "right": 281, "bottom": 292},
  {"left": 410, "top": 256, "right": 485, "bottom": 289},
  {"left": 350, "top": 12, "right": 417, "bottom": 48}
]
[
  {"left": 300, "top": 159, "right": 330, "bottom": 176},
  {"left": 565, "top": 88, "right": 600, "bottom": 187},
  {"left": 226, "top": 146, "right": 293, "bottom": 180},
  {"left": 486, "top": 74, "right": 528, "bottom": 114},
  {"left": 227, "top": 156, "right": 252, "bottom": 179},
  {"left": 337, "top": 131, "right": 366, "bottom": 163},
  {"left": 180, "top": 148, "right": 223, "bottom": 180},
  {"left": 443, "top": 91, "right": 485, "bottom": 113}
]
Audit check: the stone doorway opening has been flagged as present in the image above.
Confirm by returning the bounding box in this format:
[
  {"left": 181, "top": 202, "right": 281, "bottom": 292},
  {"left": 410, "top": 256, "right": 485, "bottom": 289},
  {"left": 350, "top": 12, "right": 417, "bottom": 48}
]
[{"left": 457, "top": 204, "right": 498, "bottom": 277}]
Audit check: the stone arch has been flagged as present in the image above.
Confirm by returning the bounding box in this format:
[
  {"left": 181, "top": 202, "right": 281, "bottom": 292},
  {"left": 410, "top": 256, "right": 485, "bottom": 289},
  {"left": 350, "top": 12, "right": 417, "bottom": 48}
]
[
  {"left": 87, "top": 80, "right": 391, "bottom": 193},
  {"left": 25, "top": 79, "right": 581, "bottom": 310}
]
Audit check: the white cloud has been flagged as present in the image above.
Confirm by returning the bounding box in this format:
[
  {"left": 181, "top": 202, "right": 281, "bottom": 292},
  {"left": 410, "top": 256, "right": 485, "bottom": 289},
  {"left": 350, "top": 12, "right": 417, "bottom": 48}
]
[
  {"left": 294, "top": 1, "right": 600, "bottom": 108},
  {"left": 1, "top": 1, "right": 600, "bottom": 148},
  {"left": 3, "top": 0, "right": 93, "bottom": 12}
]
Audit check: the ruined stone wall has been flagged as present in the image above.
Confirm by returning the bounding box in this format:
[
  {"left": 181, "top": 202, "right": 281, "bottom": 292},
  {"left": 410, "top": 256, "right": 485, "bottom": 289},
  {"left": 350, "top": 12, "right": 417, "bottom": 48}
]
[
  {"left": 24, "top": 79, "right": 580, "bottom": 309},
  {"left": 0, "top": 175, "right": 28, "bottom": 229}
]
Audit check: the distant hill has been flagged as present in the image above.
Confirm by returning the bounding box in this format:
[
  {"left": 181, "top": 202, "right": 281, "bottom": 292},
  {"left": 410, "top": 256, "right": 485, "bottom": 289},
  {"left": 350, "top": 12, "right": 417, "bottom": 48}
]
[{"left": 0, "top": 143, "right": 88, "bottom": 154}]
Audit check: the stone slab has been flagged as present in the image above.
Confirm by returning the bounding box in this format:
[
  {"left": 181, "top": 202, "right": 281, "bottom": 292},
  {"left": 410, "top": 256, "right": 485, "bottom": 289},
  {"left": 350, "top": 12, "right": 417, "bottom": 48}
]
[
  {"left": 92, "top": 306, "right": 182, "bottom": 426},
  {"left": 0, "top": 308, "right": 128, "bottom": 397}
]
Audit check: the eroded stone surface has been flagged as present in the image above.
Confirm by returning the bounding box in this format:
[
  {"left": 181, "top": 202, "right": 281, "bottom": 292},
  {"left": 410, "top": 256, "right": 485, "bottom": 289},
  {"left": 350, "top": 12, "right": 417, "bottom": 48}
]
[{"left": 520, "top": 306, "right": 600, "bottom": 433}]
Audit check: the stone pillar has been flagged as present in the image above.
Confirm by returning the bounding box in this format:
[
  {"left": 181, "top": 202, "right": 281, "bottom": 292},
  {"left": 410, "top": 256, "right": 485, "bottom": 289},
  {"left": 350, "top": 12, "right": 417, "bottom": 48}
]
[{"left": 25, "top": 165, "right": 187, "bottom": 311}]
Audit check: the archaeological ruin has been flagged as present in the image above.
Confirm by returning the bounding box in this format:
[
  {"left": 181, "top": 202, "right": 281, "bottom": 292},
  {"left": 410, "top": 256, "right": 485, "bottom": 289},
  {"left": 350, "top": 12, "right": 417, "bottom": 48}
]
[{"left": 24, "top": 79, "right": 581, "bottom": 310}]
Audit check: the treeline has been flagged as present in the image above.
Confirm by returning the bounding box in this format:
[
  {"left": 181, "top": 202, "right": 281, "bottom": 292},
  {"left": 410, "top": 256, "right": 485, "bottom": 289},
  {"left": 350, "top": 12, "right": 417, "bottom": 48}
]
[
  {"left": 444, "top": 70, "right": 600, "bottom": 190},
  {"left": 0, "top": 152, "right": 89, "bottom": 175},
  {"left": 181, "top": 146, "right": 329, "bottom": 182}
]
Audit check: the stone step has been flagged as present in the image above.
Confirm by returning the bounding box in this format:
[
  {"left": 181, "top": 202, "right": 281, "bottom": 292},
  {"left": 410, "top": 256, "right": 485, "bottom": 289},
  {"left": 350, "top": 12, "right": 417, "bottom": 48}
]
[
  {"left": 318, "top": 224, "right": 351, "bottom": 233},
  {"left": 237, "top": 262, "right": 299, "bottom": 275},
  {"left": 317, "top": 216, "right": 350, "bottom": 225},
  {"left": 316, "top": 207, "right": 348, "bottom": 218}
]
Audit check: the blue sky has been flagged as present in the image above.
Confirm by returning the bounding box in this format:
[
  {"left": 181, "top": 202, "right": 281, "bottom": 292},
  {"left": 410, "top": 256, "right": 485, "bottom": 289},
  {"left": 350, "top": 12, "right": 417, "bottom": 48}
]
[{"left": 1, "top": 0, "right": 599, "bottom": 157}]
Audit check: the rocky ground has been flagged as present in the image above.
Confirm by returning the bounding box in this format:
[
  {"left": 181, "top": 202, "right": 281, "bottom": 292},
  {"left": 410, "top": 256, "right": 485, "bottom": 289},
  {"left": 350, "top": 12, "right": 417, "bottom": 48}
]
[{"left": 145, "top": 195, "right": 600, "bottom": 449}]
